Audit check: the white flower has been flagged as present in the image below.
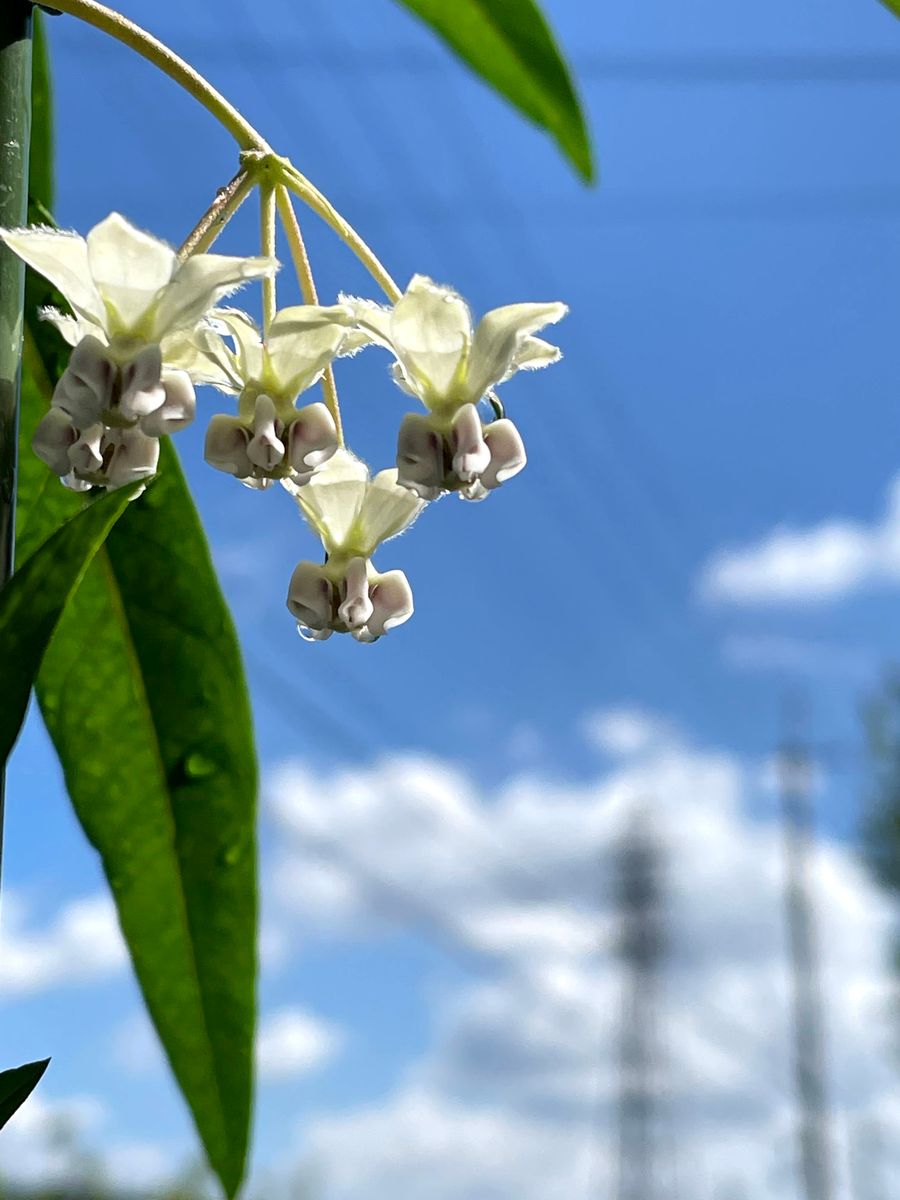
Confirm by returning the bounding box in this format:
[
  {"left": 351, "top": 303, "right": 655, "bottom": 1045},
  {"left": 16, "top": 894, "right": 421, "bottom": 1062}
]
[
  {"left": 283, "top": 450, "right": 423, "bottom": 642},
  {"left": 197, "top": 306, "right": 354, "bottom": 487},
  {"left": 0, "top": 212, "right": 275, "bottom": 490},
  {"left": 345, "top": 274, "right": 566, "bottom": 499}
]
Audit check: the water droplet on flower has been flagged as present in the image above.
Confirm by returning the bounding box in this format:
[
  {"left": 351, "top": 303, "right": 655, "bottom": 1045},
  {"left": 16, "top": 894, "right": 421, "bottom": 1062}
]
[{"left": 297, "top": 624, "right": 321, "bottom": 642}]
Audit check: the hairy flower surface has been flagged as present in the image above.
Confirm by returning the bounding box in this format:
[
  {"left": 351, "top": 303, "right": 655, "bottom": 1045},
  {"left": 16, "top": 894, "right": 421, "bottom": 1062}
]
[
  {"left": 197, "top": 305, "right": 353, "bottom": 487},
  {"left": 345, "top": 274, "right": 566, "bottom": 499},
  {"left": 0, "top": 212, "right": 275, "bottom": 490},
  {"left": 283, "top": 450, "right": 423, "bottom": 641}
]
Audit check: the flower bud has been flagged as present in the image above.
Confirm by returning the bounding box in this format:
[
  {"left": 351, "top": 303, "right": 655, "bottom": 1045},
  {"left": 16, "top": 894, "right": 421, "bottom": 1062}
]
[{"left": 396, "top": 412, "right": 444, "bottom": 500}]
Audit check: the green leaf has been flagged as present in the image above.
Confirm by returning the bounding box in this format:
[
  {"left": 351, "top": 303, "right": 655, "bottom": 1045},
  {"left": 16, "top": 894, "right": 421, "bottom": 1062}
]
[
  {"left": 16, "top": 17, "right": 258, "bottom": 1197},
  {"left": 28, "top": 9, "right": 53, "bottom": 221},
  {"left": 16, "top": 341, "right": 258, "bottom": 1199},
  {"left": 0, "top": 1059, "right": 49, "bottom": 1131},
  {"left": 0, "top": 471, "right": 139, "bottom": 767},
  {"left": 393, "top": 0, "right": 593, "bottom": 181},
  {"left": 879, "top": 0, "right": 900, "bottom": 19}
]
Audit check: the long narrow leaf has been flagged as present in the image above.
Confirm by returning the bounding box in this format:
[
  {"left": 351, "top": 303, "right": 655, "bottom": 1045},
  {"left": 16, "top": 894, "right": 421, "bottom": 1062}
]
[
  {"left": 17, "top": 340, "right": 258, "bottom": 1197},
  {"left": 0, "top": 1059, "right": 49, "bottom": 1131},
  {"left": 15, "top": 20, "right": 259, "bottom": 1192},
  {"left": 0, "top": 471, "right": 138, "bottom": 766},
  {"left": 394, "top": 0, "right": 593, "bottom": 181}
]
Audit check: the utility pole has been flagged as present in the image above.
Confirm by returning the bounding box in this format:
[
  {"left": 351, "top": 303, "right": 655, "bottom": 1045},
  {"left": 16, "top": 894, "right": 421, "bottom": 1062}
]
[
  {"left": 778, "top": 715, "right": 835, "bottom": 1200},
  {"left": 614, "top": 806, "right": 666, "bottom": 1200}
]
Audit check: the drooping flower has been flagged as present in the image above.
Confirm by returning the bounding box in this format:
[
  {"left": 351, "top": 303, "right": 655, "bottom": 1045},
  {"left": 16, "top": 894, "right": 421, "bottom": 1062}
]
[
  {"left": 0, "top": 212, "right": 276, "bottom": 490},
  {"left": 195, "top": 305, "right": 354, "bottom": 488},
  {"left": 283, "top": 449, "right": 423, "bottom": 642},
  {"left": 345, "top": 274, "right": 567, "bottom": 500}
]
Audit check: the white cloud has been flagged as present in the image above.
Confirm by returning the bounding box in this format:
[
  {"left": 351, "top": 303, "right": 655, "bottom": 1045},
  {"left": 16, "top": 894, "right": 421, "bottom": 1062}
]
[
  {"left": 0, "top": 893, "right": 127, "bottom": 997},
  {"left": 0, "top": 1092, "right": 177, "bottom": 1193},
  {"left": 257, "top": 1008, "right": 343, "bottom": 1081},
  {"left": 580, "top": 706, "right": 675, "bottom": 757},
  {"left": 698, "top": 475, "right": 900, "bottom": 605},
  {"left": 264, "top": 743, "right": 900, "bottom": 1200}
]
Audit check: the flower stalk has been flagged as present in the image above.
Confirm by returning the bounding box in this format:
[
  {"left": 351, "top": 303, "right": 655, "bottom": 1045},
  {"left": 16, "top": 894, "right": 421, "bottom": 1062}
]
[
  {"left": 259, "top": 183, "right": 277, "bottom": 334},
  {"left": 276, "top": 185, "right": 344, "bottom": 446},
  {"left": 0, "top": 0, "right": 33, "bottom": 864},
  {"left": 177, "top": 167, "right": 254, "bottom": 261}
]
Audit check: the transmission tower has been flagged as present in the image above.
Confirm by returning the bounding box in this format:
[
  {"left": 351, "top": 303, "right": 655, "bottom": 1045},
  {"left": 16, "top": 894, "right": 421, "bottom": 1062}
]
[
  {"left": 614, "top": 806, "right": 668, "bottom": 1200},
  {"left": 778, "top": 725, "right": 836, "bottom": 1200}
]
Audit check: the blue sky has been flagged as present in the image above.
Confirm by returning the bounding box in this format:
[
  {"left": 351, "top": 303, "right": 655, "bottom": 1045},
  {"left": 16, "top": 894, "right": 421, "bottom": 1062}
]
[{"left": 4, "top": 0, "right": 900, "bottom": 1194}]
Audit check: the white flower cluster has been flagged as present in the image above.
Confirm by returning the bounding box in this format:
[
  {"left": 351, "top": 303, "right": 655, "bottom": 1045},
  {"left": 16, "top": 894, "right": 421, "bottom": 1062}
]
[{"left": 2, "top": 215, "right": 566, "bottom": 642}]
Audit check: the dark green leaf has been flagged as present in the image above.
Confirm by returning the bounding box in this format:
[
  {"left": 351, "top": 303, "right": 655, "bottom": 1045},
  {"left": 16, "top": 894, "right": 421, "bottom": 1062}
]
[
  {"left": 0, "top": 1058, "right": 49, "bottom": 1130},
  {"left": 879, "top": 0, "right": 900, "bottom": 19},
  {"left": 0, "top": 463, "right": 138, "bottom": 767},
  {"left": 394, "top": 0, "right": 593, "bottom": 181},
  {"left": 17, "top": 339, "right": 258, "bottom": 1199},
  {"left": 28, "top": 8, "right": 53, "bottom": 221}
]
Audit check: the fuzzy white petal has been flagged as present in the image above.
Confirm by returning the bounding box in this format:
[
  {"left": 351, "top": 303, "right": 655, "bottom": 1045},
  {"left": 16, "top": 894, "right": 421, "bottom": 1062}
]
[
  {"left": 86, "top": 213, "right": 177, "bottom": 333},
  {"left": 266, "top": 305, "right": 352, "bottom": 396},
  {"left": 389, "top": 275, "right": 472, "bottom": 401},
  {"left": 151, "top": 254, "right": 276, "bottom": 342},
  {"left": 0, "top": 226, "right": 105, "bottom": 326},
  {"left": 466, "top": 301, "right": 567, "bottom": 400}
]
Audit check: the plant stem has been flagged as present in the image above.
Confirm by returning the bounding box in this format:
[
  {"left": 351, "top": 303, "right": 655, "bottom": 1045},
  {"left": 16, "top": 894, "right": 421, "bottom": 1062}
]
[
  {"left": 33, "top": 1, "right": 402, "bottom": 302},
  {"left": 177, "top": 167, "right": 254, "bottom": 261},
  {"left": 35, "top": 0, "right": 268, "bottom": 151},
  {"left": 275, "top": 186, "right": 344, "bottom": 446},
  {"left": 259, "top": 184, "right": 276, "bottom": 334},
  {"left": 280, "top": 166, "right": 402, "bottom": 302},
  {"left": 0, "top": 0, "right": 33, "bottom": 867}
]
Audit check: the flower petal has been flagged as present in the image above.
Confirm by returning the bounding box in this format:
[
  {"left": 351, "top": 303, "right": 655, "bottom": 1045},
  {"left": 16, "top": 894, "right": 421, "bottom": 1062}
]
[
  {"left": 505, "top": 334, "right": 562, "bottom": 376},
  {"left": 32, "top": 407, "right": 77, "bottom": 476},
  {"left": 203, "top": 308, "right": 264, "bottom": 386},
  {"left": 389, "top": 275, "right": 472, "bottom": 402},
  {"left": 366, "top": 569, "right": 414, "bottom": 636},
  {"left": 54, "top": 335, "right": 115, "bottom": 426},
  {"left": 0, "top": 226, "right": 105, "bottom": 327},
  {"left": 103, "top": 426, "right": 160, "bottom": 490},
  {"left": 466, "top": 301, "right": 567, "bottom": 400},
  {"left": 151, "top": 254, "right": 277, "bottom": 342},
  {"left": 356, "top": 463, "right": 426, "bottom": 552},
  {"left": 450, "top": 403, "right": 490, "bottom": 483},
  {"left": 67, "top": 422, "right": 105, "bottom": 476},
  {"left": 395, "top": 412, "right": 444, "bottom": 501},
  {"left": 266, "top": 305, "right": 353, "bottom": 397},
  {"left": 287, "top": 449, "right": 369, "bottom": 553},
  {"left": 287, "top": 561, "right": 334, "bottom": 631},
  {"left": 140, "top": 370, "right": 197, "bottom": 437},
  {"left": 86, "top": 213, "right": 176, "bottom": 333},
  {"left": 119, "top": 344, "right": 165, "bottom": 421},
  {"left": 40, "top": 307, "right": 92, "bottom": 348},
  {"left": 480, "top": 418, "right": 527, "bottom": 489},
  {"left": 247, "top": 395, "right": 286, "bottom": 471},
  {"left": 205, "top": 414, "right": 253, "bottom": 478},
  {"left": 337, "top": 556, "right": 374, "bottom": 630},
  {"left": 287, "top": 402, "right": 338, "bottom": 476}
]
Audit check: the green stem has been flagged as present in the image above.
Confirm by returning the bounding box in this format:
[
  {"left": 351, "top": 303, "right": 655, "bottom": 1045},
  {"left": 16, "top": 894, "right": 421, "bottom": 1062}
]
[
  {"left": 29, "top": 1, "right": 403, "bottom": 301},
  {"left": 275, "top": 185, "right": 344, "bottom": 446},
  {"left": 177, "top": 168, "right": 254, "bottom": 261},
  {"left": 0, "top": 0, "right": 33, "bottom": 868},
  {"left": 35, "top": 0, "right": 268, "bottom": 151},
  {"left": 259, "top": 184, "right": 276, "bottom": 334},
  {"left": 280, "top": 165, "right": 402, "bottom": 302}
]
